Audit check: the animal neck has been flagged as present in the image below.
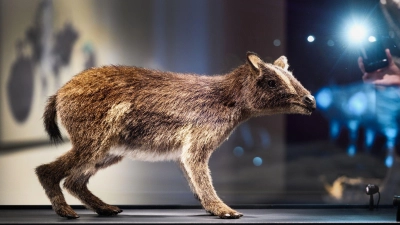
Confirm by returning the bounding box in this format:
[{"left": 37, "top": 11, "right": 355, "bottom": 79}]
[{"left": 208, "top": 64, "right": 252, "bottom": 122}]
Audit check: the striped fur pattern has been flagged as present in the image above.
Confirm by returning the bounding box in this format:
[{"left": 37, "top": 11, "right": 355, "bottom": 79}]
[{"left": 36, "top": 52, "right": 316, "bottom": 219}]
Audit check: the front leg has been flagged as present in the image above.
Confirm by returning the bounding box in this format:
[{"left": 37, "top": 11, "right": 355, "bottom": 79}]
[
  {"left": 180, "top": 148, "right": 243, "bottom": 219},
  {"left": 178, "top": 161, "right": 201, "bottom": 202}
]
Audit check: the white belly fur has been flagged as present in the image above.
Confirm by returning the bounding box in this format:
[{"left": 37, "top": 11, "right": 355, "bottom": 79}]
[
  {"left": 109, "top": 145, "right": 184, "bottom": 162},
  {"left": 109, "top": 128, "right": 193, "bottom": 162}
]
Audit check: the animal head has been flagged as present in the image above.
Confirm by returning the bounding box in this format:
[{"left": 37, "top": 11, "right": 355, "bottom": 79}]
[{"left": 243, "top": 52, "right": 315, "bottom": 116}]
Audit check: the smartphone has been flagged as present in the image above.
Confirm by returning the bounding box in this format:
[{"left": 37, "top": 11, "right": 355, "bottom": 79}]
[{"left": 359, "top": 35, "right": 388, "bottom": 72}]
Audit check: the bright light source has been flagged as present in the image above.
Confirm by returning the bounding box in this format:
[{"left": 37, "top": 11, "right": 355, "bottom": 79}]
[
  {"left": 368, "top": 36, "right": 377, "bottom": 42},
  {"left": 348, "top": 24, "right": 368, "bottom": 43},
  {"left": 307, "top": 35, "right": 315, "bottom": 42}
]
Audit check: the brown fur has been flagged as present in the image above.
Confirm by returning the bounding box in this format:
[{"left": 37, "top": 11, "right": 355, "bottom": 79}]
[{"left": 36, "top": 52, "right": 315, "bottom": 219}]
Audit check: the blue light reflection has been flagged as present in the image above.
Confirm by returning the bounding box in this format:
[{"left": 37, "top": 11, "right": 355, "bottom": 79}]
[
  {"left": 253, "top": 157, "right": 263, "bottom": 166},
  {"left": 317, "top": 82, "right": 400, "bottom": 167}
]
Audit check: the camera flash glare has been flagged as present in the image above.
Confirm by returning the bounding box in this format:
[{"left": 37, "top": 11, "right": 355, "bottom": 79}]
[{"left": 348, "top": 24, "right": 367, "bottom": 43}]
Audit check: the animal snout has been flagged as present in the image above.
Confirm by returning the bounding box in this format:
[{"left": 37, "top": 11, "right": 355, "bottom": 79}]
[{"left": 303, "top": 95, "right": 316, "bottom": 111}]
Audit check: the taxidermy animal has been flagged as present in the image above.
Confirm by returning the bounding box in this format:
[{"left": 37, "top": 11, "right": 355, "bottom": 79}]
[{"left": 36, "top": 52, "right": 316, "bottom": 219}]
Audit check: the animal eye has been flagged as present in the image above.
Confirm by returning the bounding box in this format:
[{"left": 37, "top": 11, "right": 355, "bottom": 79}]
[{"left": 267, "top": 80, "right": 276, "bottom": 88}]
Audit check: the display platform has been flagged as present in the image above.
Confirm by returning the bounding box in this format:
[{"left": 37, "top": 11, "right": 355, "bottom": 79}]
[{"left": 0, "top": 205, "right": 397, "bottom": 224}]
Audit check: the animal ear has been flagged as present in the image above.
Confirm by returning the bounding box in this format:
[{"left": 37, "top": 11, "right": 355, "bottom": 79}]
[
  {"left": 274, "top": 56, "right": 289, "bottom": 70},
  {"left": 247, "top": 52, "right": 264, "bottom": 71}
]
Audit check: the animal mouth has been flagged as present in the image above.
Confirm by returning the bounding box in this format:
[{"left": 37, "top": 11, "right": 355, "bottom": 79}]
[{"left": 293, "top": 103, "right": 315, "bottom": 114}]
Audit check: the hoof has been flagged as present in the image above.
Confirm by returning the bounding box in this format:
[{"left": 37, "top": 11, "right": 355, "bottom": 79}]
[
  {"left": 203, "top": 202, "right": 243, "bottom": 219},
  {"left": 55, "top": 206, "right": 79, "bottom": 219},
  {"left": 66, "top": 214, "right": 80, "bottom": 219},
  {"left": 96, "top": 206, "right": 123, "bottom": 216},
  {"left": 219, "top": 212, "right": 243, "bottom": 219}
]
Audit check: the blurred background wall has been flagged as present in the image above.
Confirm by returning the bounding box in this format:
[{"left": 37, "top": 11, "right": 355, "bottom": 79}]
[{"left": 0, "top": 0, "right": 287, "bottom": 205}]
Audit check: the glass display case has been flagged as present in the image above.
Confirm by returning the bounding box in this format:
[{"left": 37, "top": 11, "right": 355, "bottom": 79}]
[{"left": 0, "top": 0, "right": 399, "bottom": 223}]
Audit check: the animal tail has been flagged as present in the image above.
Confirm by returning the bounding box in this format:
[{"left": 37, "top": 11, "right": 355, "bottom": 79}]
[{"left": 43, "top": 95, "right": 63, "bottom": 144}]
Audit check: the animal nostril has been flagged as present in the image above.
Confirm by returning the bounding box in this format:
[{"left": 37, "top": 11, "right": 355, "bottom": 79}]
[{"left": 303, "top": 95, "right": 315, "bottom": 105}]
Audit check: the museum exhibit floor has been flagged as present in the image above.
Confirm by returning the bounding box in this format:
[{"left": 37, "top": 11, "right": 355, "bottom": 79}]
[{"left": 0, "top": 205, "right": 397, "bottom": 224}]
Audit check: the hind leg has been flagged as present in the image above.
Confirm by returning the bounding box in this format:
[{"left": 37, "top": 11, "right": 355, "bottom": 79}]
[
  {"left": 63, "top": 154, "right": 124, "bottom": 216},
  {"left": 36, "top": 149, "right": 80, "bottom": 218}
]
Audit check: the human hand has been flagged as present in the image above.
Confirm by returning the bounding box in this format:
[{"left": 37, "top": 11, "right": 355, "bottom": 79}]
[{"left": 358, "top": 49, "right": 400, "bottom": 86}]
